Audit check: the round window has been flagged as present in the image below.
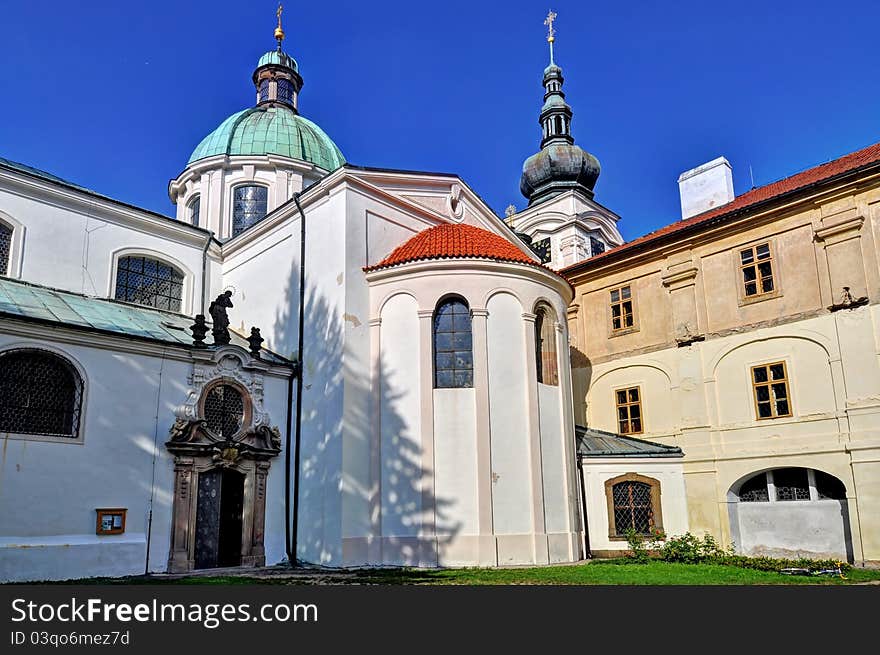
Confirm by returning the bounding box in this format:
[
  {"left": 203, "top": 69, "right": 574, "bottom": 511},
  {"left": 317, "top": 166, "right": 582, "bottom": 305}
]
[{"left": 203, "top": 384, "right": 245, "bottom": 439}]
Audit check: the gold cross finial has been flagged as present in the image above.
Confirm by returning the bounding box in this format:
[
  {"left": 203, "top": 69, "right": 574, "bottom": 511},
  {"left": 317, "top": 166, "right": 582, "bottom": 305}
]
[
  {"left": 544, "top": 10, "right": 557, "bottom": 43},
  {"left": 544, "top": 10, "right": 558, "bottom": 64},
  {"left": 274, "top": 4, "right": 285, "bottom": 47}
]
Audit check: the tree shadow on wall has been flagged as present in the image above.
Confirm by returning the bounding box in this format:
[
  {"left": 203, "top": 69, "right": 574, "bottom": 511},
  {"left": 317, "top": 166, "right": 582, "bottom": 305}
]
[{"left": 272, "top": 259, "right": 459, "bottom": 566}]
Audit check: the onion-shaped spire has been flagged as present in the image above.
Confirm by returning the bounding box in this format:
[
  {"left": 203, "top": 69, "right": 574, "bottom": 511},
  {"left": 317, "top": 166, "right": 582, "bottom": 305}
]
[{"left": 520, "top": 12, "right": 600, "bottom": 206}]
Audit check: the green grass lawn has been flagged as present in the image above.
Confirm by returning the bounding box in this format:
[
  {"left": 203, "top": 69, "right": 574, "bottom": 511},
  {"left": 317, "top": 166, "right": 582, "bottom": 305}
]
[{"left": 70, "top": 560, "right": 880, "bottom": 586}]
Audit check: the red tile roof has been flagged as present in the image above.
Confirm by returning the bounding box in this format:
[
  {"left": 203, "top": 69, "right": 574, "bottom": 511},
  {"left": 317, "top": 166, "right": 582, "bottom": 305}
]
[
  {"left": 365, "top": 223, "right": 541, "bottom": 271},
  {"left": 563, "top": 141, "right": 880, "bottom": 276}
]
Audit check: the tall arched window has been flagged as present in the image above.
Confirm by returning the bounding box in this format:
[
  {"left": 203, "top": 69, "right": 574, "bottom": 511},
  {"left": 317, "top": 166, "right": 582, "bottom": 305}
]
[
  {"left": 232, "top": 185, "right": 268, "bottom": 237},
  {"left": 433, "top": 296, "right": 473, "bottom": 388},
  {"left": 535, "top": 303, "right": 558, "bottom": 385},
  {"left": 114, "top": 255, "right": 184, "bottom": 312},
  {"left": 0, "top": 349, "right": 84, "bottom": 438},
  {"left": 187, "top": 195, "right": 200, "bottom": 226},
  {"left": 0, "top": 221, "right": 11, "bottom": 276}
]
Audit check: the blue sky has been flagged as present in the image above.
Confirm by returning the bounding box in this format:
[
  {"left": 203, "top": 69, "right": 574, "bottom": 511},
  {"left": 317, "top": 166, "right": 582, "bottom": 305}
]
[{"left": 1, "top": 1, "right": 877, "bottom": 240}]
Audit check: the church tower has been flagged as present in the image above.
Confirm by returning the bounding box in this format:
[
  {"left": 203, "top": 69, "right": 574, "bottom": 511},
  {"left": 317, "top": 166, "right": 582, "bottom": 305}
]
[{"left": 506, "top": 12, "right": 623, "bottom": 271}]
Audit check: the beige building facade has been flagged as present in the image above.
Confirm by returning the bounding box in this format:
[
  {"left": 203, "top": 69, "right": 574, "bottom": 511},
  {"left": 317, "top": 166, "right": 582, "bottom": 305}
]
[{"left": 564, "top": 143, "right": 880, "bottom": 564}]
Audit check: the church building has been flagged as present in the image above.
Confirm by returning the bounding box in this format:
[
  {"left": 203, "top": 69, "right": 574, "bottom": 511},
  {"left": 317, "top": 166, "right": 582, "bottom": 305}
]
[{"left": 1, "top": 11, "right": 877, "bottom": 582}]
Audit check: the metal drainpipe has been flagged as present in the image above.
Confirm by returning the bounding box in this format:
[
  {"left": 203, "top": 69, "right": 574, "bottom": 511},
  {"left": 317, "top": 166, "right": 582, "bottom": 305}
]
[
  {"left": 577, "top": 457, "right": 592, "bottom": 559},
  {"left": 285, "top": 192, "right": 307, "bottom": 568},
  {"left": 200, "top": 231, "right": 214, "bottom": 315}
]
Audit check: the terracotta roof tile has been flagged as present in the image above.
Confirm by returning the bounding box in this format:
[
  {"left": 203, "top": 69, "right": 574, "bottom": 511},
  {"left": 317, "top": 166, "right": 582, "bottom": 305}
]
[
  {"left": 563, "top": 141, "right": 880, "bottom": 275},
  {"left": 365, "top": 223, "right": 541, "bottom": 271}
]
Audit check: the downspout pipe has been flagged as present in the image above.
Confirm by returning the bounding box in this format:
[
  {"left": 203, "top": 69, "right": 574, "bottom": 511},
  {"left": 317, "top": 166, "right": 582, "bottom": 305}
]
[
  {"left": 200, "top": 231, "right": 214, "bottom": 315},
  {"left": 286, "top": 192, "right": 307, "bottom": 568}
]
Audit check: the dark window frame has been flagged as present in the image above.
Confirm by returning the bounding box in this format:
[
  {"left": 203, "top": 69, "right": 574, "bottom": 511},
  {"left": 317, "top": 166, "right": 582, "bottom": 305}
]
[
  {"left": 0, "top": 348, "right": 84, "bottom": 440},
  {"left": 114, "top": 255, "right": 185, "bottom": 313},
  {"left": 0, "top": 220, "right": 11, "bottom": 276},
  {"left": 433, "top": 296, "right": 473, "bottom": 389}
]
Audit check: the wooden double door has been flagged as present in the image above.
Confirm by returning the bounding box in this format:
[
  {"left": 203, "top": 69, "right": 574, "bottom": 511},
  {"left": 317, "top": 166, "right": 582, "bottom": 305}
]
[{"left": 194, "top": 468, "right": 245, "bottom": 569}]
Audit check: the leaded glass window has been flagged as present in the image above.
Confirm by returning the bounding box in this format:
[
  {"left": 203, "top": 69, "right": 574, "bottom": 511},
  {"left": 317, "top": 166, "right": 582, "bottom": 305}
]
[
  {"left": 815, "top": 470, "right": 846, "bottom": 500},
  {"left": 188, "top": 196, "right": 200, "bottom": 226},
  {"left": 114, "top": 256, "right": 184, "bottom": 312},
  {"left": 773, "top": 468, "right": 810, "bottom": 501},
  {"left": 590, "top": 235, "right": 605, "bottom": 256},
  {"left": 612, "top": 481, "right": 654, "bottom": 535},
  {"left": 277, "top": 79, "right": 294, "bottom": 105},
  {"left": 0, "top": 349, "right": 83, "bottom": 438},
  {"left": 0, "top": 222, "right": 11, "bottom": 275},
  {"left": 232, "top": 185, "right": 269, "bottom": 237},
  {"left": 433, "top": 297, "right": 473, "bottom": 388},
  {"left": 738, "top": 472, "right": 769, "bottom": 502},
  {"left": 203, "top": 384, "right": 245, "bottom": 440},
  {"left": 258, "top": 79, "right": 270, "bottom": 103}
]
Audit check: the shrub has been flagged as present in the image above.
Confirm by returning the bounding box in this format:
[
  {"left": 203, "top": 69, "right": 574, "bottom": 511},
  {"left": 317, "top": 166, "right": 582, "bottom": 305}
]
[
  {"left": 624, "top": 527, "right": 665, "bottom": 564},
  {"left": 656, "top": 532, "right": 850, "bottom": 572},
  {"left": 660, "top": 532, "right": 729, "bottom": 563}
]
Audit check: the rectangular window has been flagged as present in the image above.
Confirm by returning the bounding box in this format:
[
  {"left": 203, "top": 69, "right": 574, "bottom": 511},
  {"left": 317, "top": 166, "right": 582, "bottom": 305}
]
[
  {"left": 751, "top": 361, "right": 792, "bottom": 419},
  {"left": 610, "top": 285, "right": 634, "bottom": 332},
  {"left": 615, "top": 386, "right": 643, "bottom": 434},
  {"left": 740, "top": 243, "right": 774, "bottom": 298}
]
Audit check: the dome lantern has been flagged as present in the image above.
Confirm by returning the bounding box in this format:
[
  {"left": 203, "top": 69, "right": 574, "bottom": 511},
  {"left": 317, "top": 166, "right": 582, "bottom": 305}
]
[{"left": 252, "top": 4, "right": 303, "bottom": 112}]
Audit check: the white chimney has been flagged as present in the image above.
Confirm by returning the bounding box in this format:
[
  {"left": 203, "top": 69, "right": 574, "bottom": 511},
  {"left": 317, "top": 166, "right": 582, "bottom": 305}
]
[{"left": 677, "top": 156, "right": 735, "bottom": 220}]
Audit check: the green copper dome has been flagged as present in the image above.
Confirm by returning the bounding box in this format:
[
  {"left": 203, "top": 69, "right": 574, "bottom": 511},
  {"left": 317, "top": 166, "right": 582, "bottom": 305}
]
[
  {"left": 257, "top": 49, "right": 298, "bottom": 71},
  {"left": 187, "top": 105, "right": 345, "bottom": 170}
]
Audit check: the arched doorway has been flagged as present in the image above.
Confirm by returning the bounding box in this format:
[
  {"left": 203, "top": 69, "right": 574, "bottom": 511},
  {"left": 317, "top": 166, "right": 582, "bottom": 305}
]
[
  {"left": 728, "top": 467, "right": 853, "bottom": 562},
  {"left": 194, "top": 468, "right": 246, "bottom": 569}
]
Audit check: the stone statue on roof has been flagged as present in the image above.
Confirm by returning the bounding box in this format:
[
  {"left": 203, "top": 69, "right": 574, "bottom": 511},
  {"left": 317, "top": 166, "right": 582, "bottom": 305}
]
[{"left": 209, "top": 290, "right": 234, "bottom": 345}]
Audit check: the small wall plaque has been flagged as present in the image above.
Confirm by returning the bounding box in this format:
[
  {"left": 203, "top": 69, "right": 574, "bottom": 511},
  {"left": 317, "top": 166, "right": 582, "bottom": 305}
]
[{"left": 95, "top": 508, "right": 126, "bottom": 535}]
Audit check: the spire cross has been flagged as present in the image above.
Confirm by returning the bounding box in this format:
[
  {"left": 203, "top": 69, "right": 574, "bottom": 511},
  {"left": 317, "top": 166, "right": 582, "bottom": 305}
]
[
  {"left": 274, "top": 4, "right": 285, "bottom": 48},
  {"left": 544, "top": 10, "right": 557, "bottom": 64}
]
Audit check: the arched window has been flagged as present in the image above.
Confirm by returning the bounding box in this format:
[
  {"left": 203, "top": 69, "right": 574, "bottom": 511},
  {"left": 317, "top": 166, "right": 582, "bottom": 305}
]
[
  {"left": 187, "top": 195, "right": 200, "bottom": 226},
  {"left": 433, "top": 296, "right": 473, "bottom": 388},
  {"left": 0, "top": 221, "right": 11, "bottom": 276},
  {"left": 258, "top": 79, "right": 270, "bottom": 103},
  {"left": 605, "top": 474, "right": 662, "bottom": 537},
  {"left": 0, "top": 349, "right": 83, "bottom": 438},
  {"left": 535, "top": 303, "right": 558, "bottom": 385},
  {"left": 232, "top": 185, "right": 268, "bottom": 237},
  {"left": 203, "top": 384, "right": 245, "bottom": 440},
  {"left": 114, "top": 255, "right": 184, "bottom": 312},
  {"left": 736, "top": 468, "right": 847, "bottom": 503}
]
